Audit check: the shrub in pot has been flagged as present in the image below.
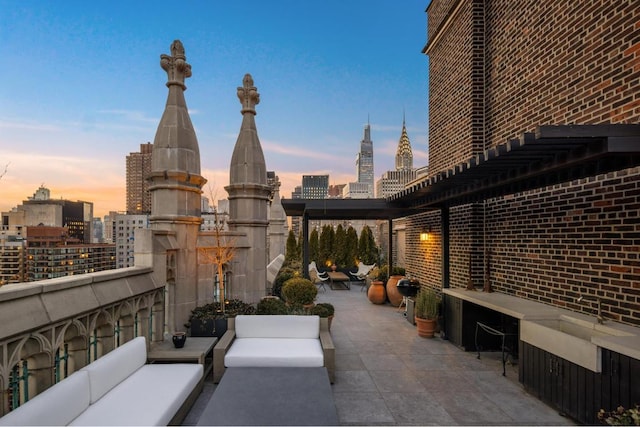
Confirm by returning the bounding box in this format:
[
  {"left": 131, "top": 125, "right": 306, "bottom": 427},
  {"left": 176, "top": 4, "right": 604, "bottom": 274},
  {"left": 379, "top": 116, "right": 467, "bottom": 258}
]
[
  {"left": 308, "top": 304, "right": 331, "bottom": 317},
  {"left": 281, "top": 277, "right": 317, "bottom": 306},
  {"left": 187, "top": 299, "right": 255, "bottom": 337},
  {"left": 315, "top": 302, "right": 334, "bottom": 317},
  {"left": 414, "top": 288, "right": 440, "bottom": 338},
  {"left": 256, "top": 297, "right": 288, "bottom": 315},
  {"left": 311, "top": 302, "right": 335, "bottom": 331},
  {"left": 272, "top": 267, "right": 298, "bottom": 299}
]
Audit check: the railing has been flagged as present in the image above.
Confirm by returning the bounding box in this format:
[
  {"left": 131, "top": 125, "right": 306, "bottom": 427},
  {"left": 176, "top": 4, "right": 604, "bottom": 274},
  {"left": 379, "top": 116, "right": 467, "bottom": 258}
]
[{"left": 0, "top": 266, "right": 165, "bottom": 416}]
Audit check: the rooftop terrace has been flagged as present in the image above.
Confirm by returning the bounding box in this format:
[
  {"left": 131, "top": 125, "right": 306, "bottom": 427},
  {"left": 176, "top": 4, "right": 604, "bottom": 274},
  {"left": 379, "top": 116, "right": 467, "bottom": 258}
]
[{"left": 184, "top": 285, "right": 575, "bottom": 426}]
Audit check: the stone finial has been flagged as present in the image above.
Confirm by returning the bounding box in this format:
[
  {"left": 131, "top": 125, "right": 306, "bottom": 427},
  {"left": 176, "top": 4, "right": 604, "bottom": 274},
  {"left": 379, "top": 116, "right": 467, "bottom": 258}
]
[
  {"left": 237, "top": 73, "right": 260, "bottom": 114},
  {"left": 160, "top": 40, "right": 192, "bottom": 89}
]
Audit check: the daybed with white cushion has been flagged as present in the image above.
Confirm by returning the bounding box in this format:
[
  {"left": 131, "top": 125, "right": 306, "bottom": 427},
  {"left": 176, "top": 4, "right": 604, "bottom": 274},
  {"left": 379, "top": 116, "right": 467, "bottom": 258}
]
[
  {"left": 0, "top": 336, "right": 203, "bottom": 426},
  {"left": 213, "top": 315, "right": 335, "bottom": 384}
]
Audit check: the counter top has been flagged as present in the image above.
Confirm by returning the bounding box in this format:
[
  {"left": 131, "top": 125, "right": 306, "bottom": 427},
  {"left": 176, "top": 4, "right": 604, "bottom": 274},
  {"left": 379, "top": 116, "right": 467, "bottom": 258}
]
[{"left": 444, "top": 287, "right": 640, "bottom": 361}]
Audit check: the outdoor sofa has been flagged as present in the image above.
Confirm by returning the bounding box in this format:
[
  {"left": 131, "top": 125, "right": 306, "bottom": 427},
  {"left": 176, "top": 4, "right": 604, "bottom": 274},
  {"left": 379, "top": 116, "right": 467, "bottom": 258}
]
[
  {"left": 0, "top": 336, "right": 203, "bottom": 426},
  {"left": 213, "top": 314, "right": 335, "bottom": 383}
]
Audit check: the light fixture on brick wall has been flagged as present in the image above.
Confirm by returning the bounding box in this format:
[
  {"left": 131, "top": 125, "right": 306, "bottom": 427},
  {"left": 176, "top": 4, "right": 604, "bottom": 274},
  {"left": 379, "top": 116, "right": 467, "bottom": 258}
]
[{"left": 420, "top": 227, "right": 431, "bottom": 241}]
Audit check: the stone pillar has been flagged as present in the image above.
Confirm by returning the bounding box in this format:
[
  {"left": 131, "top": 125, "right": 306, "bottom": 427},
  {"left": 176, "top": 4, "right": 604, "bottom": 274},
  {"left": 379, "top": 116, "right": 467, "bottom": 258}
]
[
  {"left": 147, "top": 40, "right": 206, "bottom": 332},
  {"left": 268, "top": 180, "right": 288, "bottom": 263},
  {"left": 225, "top": 74, "right": 271, "bottom": 304}
]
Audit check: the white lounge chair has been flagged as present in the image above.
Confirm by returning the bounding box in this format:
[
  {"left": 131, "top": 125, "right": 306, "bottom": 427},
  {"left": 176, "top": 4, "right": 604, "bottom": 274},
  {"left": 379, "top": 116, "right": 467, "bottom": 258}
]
[
  {"left": 349, "top": 262, "right": 376, "bottom": 282},
  {"left": 309, "top": 262, "right": 329, "bottom": 292}
]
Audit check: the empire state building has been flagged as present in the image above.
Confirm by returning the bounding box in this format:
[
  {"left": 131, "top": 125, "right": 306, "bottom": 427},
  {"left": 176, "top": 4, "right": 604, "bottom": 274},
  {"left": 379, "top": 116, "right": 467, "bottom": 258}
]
[{"left": 356, "top": 121, "right": 374, "bottom": 198}]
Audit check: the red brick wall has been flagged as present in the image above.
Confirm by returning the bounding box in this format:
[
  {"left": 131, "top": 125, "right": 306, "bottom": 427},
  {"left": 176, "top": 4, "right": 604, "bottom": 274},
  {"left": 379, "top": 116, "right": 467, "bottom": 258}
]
[
  {"left": 426, "top": 0, "right": 485, "bottom": 175},
  {"left": 420, "top": 0, "right": 640, "bottom": 326},
  {"left": 484, "top": 0, "right": 640, "bottom": 145},
  {"left": 487, "top": 167, "right": 640, "bottom": 324}
]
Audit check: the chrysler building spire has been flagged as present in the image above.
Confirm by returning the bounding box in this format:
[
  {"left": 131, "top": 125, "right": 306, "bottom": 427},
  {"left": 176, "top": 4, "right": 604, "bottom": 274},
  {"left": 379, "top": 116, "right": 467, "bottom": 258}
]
[{"left": 395, "top": 116, "right": 413, "bottom": 171}]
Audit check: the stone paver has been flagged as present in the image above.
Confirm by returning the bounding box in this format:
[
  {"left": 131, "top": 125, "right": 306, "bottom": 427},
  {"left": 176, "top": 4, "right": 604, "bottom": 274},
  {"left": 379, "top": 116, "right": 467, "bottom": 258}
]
[{"left": 183, "top": 285, "right": 576, "bottom": 426}]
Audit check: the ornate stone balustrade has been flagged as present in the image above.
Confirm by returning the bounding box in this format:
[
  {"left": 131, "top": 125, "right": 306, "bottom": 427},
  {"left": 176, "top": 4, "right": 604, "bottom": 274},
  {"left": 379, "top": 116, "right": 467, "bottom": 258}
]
[{"left": 0, "top": 267, "right": 165, "bottom": 416}]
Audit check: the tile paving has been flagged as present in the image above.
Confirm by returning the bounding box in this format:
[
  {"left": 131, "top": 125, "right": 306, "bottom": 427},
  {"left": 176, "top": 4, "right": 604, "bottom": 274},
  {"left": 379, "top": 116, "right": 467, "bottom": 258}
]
[{"left": 184, "top": 283, "right": 576, "bottom": 426}]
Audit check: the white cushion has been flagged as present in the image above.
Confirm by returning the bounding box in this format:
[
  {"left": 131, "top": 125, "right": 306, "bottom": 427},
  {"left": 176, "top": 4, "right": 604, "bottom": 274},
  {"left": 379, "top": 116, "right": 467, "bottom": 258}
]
[
  {"left": 70, "top": 363, "right": 202, "bottom": 426},
  {"left": 0, "top": 370, "right": 90, "bottom": 426},
  {"left": 225, "top": 338, "right": 324, "bottom": 367},
  {"left": 235, "top": 315, "right": 320, "bottom": 339},
  {"left": 81, "top": 336, "right": 147, "bottom": 404}
]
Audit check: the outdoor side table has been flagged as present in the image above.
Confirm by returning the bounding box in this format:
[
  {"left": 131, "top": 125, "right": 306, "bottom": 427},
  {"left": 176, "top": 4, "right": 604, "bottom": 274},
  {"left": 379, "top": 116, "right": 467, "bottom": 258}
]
[{"left": 148, "top": 336, "right": 218, "bottom": 379}]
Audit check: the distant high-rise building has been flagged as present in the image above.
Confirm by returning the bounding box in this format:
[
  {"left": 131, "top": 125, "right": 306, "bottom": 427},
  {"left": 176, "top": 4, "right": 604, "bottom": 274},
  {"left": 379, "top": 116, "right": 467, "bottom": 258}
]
[
  {"left": 356, "top": 121, "right": 374, "bottom": 198},
  {"left": 395, "top": 117, "right": 413, "bottom": 171},
  {"left": 291, "top": 186, "right": 302, "bottom": 199},
  {"left": 376, "top": 119, "right": 418, "bottom": 198},
  {"left": 20, "top": 186, "right": 93, "bottom": 243},
  {"left": 328, "top": 184, "right": 346, "bottom": 198},
  {"left": 126, "top": 142, "right": 153, "bottom": 214},
  {"left": 92, "top": 217, "right": 104, "bottom": 243},
  {"left": 343, "top": 182, "right": 372, "bottom": 199},
  {"left": 111, "top": 213, "right": 149, "bottom": 268},
  {"left": 302, "top": 175, "right": 329, "bottom": 199}
]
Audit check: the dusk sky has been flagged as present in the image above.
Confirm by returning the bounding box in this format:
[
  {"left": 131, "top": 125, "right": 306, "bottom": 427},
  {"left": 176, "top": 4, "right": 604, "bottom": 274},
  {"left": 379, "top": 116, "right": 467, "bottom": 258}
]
[{"left": 0, "top": 1, "right": 430, "bottom": 218}]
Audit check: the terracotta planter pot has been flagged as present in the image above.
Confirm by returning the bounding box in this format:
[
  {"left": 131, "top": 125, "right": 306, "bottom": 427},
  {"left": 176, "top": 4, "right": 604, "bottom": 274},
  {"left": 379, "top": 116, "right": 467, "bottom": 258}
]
[
  {"left": 327, "top": 315, "right": 334, "bottom": 331},
  {"left": 386, "top": 275, "right": 404, "bottom": 307},
  {"left": 415, "top": 317, "right": 437, "bottom": 338},
  {"left": 367, "top": 281, "right": 386, "bottom": 304}
]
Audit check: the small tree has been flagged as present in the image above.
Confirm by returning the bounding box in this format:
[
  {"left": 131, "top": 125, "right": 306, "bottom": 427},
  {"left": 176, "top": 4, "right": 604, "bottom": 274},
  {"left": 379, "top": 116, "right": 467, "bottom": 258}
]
[
  {"left": 319, "top": 224, "right": 335, "bottom": 266},
  {"left": 285, "top": 230, "right": 298, "bottom": 264},
  {"left": 346, "top": 226, "right": 359, "bottom": 265},
  {"left": 334, "top": 224, "right": 347, "bottom": 267},
  {"left": 309, "top": 228, "right": 320, "bottom": 264},
  {"left": 197, "top": 183, "right": 236, "bottom": 316},
  {"left": 358, "top": 225, "right": 378, "bottom": 265}
]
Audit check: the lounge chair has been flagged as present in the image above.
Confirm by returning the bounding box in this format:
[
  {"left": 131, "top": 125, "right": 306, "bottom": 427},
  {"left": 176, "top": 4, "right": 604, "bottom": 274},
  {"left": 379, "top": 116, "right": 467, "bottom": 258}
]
[
  {"left": 349, "top": 262, "right": 376, "bottom": 291},
  {"left": 309, "top": 262, "right": 329, "bottom": 292}
]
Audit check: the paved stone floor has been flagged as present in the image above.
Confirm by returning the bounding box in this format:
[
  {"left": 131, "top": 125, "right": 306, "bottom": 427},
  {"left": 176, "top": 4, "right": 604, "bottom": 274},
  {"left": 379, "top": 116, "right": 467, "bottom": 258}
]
[{"left": 184, "top": 284, "right": 576, "bottom": 426}]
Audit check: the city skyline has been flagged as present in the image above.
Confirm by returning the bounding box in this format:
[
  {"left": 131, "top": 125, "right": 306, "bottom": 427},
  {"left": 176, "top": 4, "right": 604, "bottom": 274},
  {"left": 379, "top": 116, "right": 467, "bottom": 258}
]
[{"left": 0, "top": 0, "right": 430, "bottom": 218}]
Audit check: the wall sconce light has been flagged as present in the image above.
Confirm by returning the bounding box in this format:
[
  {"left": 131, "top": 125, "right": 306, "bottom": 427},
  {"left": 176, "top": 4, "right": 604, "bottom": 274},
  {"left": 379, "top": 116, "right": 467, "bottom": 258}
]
[{"left": 420, "top": 227, "right": 431, "bottom": 241}]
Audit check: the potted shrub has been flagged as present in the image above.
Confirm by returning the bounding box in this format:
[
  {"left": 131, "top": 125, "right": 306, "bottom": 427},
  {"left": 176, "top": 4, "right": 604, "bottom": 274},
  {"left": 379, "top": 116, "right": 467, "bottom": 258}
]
[
  {"left": 256, "top": 297, "right": 289, "bottom": 315},
  {"left": 281, "top": 277, "right": 317, "bottom": 307},
  {"left": 187, "top": 299, "right": 255, "bottom": 337},
  {"left": 271, "top": 267, "right": 298, "bottom": 299},
  {"left": 414, "top": 287, "right": 440, "bottom": 338},
  {"left": 314, "top": 302, "right": 335, "bottom": 330}
]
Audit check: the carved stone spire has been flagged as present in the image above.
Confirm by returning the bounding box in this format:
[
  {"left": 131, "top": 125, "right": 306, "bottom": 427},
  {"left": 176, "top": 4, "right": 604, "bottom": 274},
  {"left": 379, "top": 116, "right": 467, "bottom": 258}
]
[
  {"left": 225, "top": 73, "right": 271, "bottom": 304},
  {"left": 150, "top": 40, "right": 205, "bottom": 221},
  {"left": 160, "top": 40, "right": 192, "bottom": 89},
  {"left": 228, "top": 73, "right": 267, "bottom": 186},
  {"left": 237, "top": 73, "right": 260, "bottom": 114}
]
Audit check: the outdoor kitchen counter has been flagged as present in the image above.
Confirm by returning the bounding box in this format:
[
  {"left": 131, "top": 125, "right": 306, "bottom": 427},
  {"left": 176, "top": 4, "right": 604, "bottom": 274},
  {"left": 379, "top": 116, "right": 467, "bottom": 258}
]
[{"left": 443, "top": 288, "right": 640, "bottom": 361}]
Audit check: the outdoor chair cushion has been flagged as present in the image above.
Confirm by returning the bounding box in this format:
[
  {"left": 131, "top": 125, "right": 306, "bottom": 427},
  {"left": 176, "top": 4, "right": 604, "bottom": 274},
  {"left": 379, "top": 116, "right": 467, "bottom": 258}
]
[
  {"left": 235, "top": 315, "right": 320, "bottom": 339},
  {"left": 81, "top": 336, "right": 147, "bottom": 403},
  {"left": 0, "top": 370, "right": 91, "bottom": 426},
  {"left": 69, "top": 363, "right": 202, "bottom": 426},
  {"left": 224, "top": 337, "right": 324, "bottom": 368}
]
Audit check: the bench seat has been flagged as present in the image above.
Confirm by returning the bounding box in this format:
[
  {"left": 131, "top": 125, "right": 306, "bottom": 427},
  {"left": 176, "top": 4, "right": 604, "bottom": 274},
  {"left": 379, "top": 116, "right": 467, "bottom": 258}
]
[
  {"left": 0, "top": 337, "right": 203, "bottom": 426},
  {"left": 214, "top": 315, "right": 335, "bottom": 384},
  {"left": 225, "top": 338, "right": 324, "bottom": 368}
]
